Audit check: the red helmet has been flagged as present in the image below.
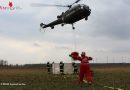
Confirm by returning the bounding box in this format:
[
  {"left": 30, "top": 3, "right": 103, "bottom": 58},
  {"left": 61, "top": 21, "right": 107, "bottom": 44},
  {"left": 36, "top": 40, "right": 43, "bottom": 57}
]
[{"left": 81, "top": 52, "right": 86, "bottom": 57}]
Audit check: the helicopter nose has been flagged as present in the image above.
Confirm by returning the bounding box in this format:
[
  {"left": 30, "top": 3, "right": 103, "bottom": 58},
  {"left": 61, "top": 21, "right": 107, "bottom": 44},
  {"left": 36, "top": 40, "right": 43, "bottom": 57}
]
[
  {"left": 82, "top": 5, "right": 89, "bottom": 10},
  {"left": 85, "top": 6, "right": 89, "bottom": 10},
  {"left": 87, "top": 8, "right": 91, "bottom": 15}
]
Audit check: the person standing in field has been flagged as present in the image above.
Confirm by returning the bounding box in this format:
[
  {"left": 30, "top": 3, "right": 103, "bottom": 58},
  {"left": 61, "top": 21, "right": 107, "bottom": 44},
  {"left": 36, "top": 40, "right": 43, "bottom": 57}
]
[
  {"left": 72, "top": 62, "right": 78, "bottom": 74},
  {"left": 60, "top": 61, "right": 64, "bottom": 74},
  {"left": 70, "top": 52, "right": 93, "bottom": 86},
  {"left": 47, "top": 62, "right": 52, "bottom": 74}
]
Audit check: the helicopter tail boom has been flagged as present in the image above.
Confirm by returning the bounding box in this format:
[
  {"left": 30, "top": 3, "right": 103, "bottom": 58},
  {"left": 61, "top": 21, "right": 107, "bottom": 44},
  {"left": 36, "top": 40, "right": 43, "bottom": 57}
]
[
  {"left": 40, "top": 19, "right": 63, "bottom": 29},
  {"left": 40, "top": 23, "right": 51, "bottom": 29}
]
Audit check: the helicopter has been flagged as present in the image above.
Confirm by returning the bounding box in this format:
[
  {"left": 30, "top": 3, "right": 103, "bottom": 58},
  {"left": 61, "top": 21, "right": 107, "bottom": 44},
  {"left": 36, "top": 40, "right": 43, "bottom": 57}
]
[{"left": 31, "top": 0, "right": 91, "bottom": 30}]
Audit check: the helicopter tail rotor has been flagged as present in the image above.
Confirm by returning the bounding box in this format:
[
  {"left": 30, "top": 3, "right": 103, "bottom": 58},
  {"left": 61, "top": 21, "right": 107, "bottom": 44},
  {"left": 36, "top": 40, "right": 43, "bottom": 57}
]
[
  {"left": 40, "top": 23, "right": 45, "bottom": 27},
  {"left": 40, "top": 23, "right": 47, "bottom": 32},
  {"left": 40, "top": 23, "right": 48, "bottom": 29}
]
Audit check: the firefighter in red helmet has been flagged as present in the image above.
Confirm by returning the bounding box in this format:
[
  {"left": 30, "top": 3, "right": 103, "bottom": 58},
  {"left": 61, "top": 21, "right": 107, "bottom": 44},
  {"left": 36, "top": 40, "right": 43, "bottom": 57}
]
[{"left": 70, "top": 51, "right": 93, "bottom": 85}]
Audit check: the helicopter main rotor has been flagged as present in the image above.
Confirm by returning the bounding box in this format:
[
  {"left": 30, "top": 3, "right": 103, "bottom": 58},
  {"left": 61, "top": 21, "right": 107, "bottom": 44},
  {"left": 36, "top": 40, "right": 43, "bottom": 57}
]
[
  {"left": 30, "top": 3, "right": 68, "bottom": 7},
  {"left": 31, "top": 0, "right": 82, "bottom": 8}
]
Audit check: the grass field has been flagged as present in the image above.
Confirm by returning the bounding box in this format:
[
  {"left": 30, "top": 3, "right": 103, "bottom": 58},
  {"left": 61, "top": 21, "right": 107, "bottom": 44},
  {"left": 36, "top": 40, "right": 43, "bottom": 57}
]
[{"left": 0, "top": 65, "right": 130, "bottom": 90}]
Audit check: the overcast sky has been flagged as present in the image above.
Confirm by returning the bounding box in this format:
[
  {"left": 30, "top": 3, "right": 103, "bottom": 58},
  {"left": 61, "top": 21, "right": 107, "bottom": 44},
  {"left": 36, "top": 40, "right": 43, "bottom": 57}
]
[{"left": 0, "top": 0, "right": 130, "bottom": 64}]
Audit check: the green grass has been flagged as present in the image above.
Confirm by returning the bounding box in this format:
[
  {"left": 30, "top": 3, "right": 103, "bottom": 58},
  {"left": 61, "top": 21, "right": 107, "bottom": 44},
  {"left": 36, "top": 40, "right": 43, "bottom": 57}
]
[{"left": 0, "top": 67, "right": 130, "bottom": 90}]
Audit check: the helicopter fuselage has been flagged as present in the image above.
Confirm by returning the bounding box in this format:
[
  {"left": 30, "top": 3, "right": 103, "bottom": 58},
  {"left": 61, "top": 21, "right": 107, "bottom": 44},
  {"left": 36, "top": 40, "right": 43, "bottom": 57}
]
[
  {"left": 40, "top": 4, "right": 91, "bottom": 29},
  {"left": 62, "top": 4, "right": 91, "bottom": 23}
]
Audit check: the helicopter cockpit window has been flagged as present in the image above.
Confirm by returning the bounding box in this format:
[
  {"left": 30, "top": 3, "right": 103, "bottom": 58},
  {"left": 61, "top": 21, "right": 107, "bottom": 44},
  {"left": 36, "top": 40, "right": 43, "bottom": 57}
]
[{"left": 83, "top": 5, "right": 89, "bottom": 10}]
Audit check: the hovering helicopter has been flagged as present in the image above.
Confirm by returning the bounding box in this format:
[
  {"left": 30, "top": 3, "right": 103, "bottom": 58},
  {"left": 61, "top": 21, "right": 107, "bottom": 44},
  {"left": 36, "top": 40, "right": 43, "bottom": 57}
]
[{"left": 31, "top": 0, "right": 91, "bottom": 29}]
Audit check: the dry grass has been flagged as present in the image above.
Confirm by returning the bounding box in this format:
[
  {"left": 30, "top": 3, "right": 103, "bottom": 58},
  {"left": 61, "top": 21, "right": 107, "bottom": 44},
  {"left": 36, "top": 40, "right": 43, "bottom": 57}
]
[{"left": 0, "top": 66, "right": 130, "bottom": 90}]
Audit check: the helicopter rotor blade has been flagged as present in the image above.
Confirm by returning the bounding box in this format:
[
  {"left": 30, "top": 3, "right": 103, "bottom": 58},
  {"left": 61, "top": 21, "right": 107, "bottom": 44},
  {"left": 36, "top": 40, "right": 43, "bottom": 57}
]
[
  {"left": 31, "top": 0, "right": 82, "bottom": 8},
  {"left": 30, "top": 3, "right": 68, "bottom": 7},
  {"left": 71, "top": 0, "right": 82, "bottom": 6}
]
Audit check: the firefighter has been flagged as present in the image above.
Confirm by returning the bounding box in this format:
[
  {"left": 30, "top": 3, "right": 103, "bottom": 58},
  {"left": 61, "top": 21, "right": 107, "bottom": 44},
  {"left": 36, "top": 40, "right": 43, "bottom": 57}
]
[
  {"left": 47, "top": 62, "right": 51, "bottom": 74},
  {"left": 72, "top": 62, "right": 78, "bottom": 74},
  {"left": 60, "top": 61, "right": 64, "bottom": 74},
  {"left": 70, "top": 52, "right": 93, "bottom": 85}
]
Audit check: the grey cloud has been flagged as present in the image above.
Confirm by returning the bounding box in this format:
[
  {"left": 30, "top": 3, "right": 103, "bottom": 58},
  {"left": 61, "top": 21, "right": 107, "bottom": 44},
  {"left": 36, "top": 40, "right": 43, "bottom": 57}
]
[
  {"left": 94, "top": 48, "right": 130, "bottom": 53},
  {"left": 33, "top": 42, "right": 41, "bottom": 47},
  {"left": 55, "top": 46, "right": 71, "bottom": 50},
  {"left": 82, "top": 0, "right": 130, "bottom": 40},
  {"left": 1, "top": 0, "right": 130, "bottom": 64},
  {"left": 112, "top": 49, "right": 130, "bottom": 53}
]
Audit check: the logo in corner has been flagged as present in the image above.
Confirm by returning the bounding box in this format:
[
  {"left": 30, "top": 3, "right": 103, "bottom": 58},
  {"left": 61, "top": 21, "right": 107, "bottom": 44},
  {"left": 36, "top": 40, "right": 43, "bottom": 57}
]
[
  {"left": 9, "top": 1, "right": 13, "bottom": 7},
  {"left": 0, "top": 0, "right": 22, "bottom": 11}
]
